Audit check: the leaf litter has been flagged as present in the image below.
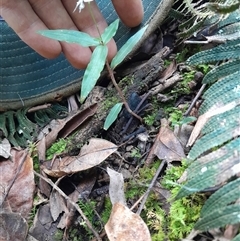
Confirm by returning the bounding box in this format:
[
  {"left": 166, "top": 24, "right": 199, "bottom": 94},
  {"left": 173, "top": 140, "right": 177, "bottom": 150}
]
[{"left": 1, "top": 9, "right": 238, "bottom": 241}]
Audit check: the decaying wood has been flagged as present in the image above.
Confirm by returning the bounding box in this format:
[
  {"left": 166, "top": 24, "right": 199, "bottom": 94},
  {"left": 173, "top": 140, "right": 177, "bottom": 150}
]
[{"left": 71, "top": 47, "right": 175, "bottom": 147}]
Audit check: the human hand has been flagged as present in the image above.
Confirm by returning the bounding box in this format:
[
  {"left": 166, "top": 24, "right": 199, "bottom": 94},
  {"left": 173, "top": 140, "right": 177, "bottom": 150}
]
[{"left": 1, "top": 0, "right": 143, "bottom": 69}]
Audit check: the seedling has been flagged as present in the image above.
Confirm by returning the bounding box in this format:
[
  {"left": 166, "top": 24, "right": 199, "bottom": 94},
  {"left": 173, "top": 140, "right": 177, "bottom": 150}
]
[{"left": 38, "top": 1, "right": 148, "bottom": 130}]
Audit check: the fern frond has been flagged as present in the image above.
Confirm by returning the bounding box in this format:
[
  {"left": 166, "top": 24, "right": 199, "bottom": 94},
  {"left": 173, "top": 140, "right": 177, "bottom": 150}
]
[
  {"left": 187, "top": 39, "right": 240, "bottom": 65},
  {"left": 206, "top": 22, "right": 240, "bottom": 42},
  {"left": 176, "top": 144, "right": 239, "bottom": 198},
  {"left": 232, "top": 234, "right": 240, "bottom": 241},
  {"left": 199, "top": 71, "right": 240, "bottom": 114},
  {"left": 202, "top": 106, "right": 240, "bottom": 134},
  {"left": 202, "top": 59, "right": 240, "bottom": 84},
  {"left": 200, "top": 178, "right": 240, "bottom": 216},
  {"left": 206, "top": 1, "right": 240, "bottom": 14},
  {"left": 187, "top": 138, "right": 240, "bottom": 179},
  {"left": 217, "top": 9, "right": 240, "bottom": 28},
  {"left": 194, "top": 203, "right": 240, "bottom": 231},
  {"left": 188, "top": 123, "right": 239, "bottom": 160}
]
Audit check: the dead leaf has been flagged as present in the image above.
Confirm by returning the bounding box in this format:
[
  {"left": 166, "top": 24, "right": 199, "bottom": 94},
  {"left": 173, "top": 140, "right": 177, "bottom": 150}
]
[
  {"left": 146, "top": 118, "right": 185, "bottom": 166},
  {"left": 105, "top": 203, "right": 151, "bottom": 241},
  {"left": 0, "top": 212, "right": 28, "bottom": 241},
  {"left": 29, "top": 204, "right": 57, "bottom": 241},
  {"left": 0, "top": 148, "right": 35, "bottom": 220},
  {"left": 37, "top": 104, "right": 98, "bottom": 159},
  {"left": 43, "top": 138, "right": 117, "bottom": 177},
  {"left": 58, "top": 170, "right": 97, "bottom": 229},
  {"left": 107, "top": 167, "right": 126, "bottom": 205},
  {"left": 0, "top": 138, "right": 11, "bottom": 159}
]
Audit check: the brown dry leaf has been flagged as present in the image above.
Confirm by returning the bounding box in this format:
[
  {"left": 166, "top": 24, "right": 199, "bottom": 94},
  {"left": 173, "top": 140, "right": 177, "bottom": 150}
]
[
  {"left": 37, "top": 103, "right": 98, "bottom": 158},
  {"left": 43, "top": 138, "right": 117, "bottom": 177},
  {"left": 0, "top": 148, "right": 35, "bottom": 220},
  {"left": 146, "top": 118, "right": 185, "bottom": 165},
  {"left": 29, "top": 204, "right": 57, "bottom": 241},
  {"left": 105, "top": 203, "right": 151, "bottom": 241},
  {"left": 0, "top": 212, "right": 28, "bottom": 241},
  {"left": 58, "top": 170, "right": 97, "bottom": 229}
]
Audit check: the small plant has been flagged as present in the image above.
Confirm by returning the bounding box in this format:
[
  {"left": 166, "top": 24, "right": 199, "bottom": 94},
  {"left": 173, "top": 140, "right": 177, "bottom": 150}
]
[
  {"left": 38, "top": 1, "right": 148, "bottom": 130},
  {"left": 46, "top": 138, "right": 69, "bottom": 160},
  {"left": 130, "top": 147, "right": 142, "bottom": 158},
  {"left": 162, "top": 161, "right": 205, "bottom": 240}
]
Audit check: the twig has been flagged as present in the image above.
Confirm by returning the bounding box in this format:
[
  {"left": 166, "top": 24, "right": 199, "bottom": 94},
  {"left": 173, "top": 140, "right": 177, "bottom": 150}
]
[
  {"left": 28, "top": 104, "right": 52, "bottom": 113},
  {"left": 0, "top": 152, "right": 28, "bottom": 206},
  {"left": 136, "top": 160, "right": 166, "bottom": 215},
  {"left": 106, "top": 61, "right": 142, "bottom": 122},
  {"left": 184, "top": 84, "right": 206, "bottom": 116},
  {"left": 34, "top": 171, "right": 102, "bottom": 241},
  {"left": 121, "top": 92, "right": 151, "bottom": 135}
]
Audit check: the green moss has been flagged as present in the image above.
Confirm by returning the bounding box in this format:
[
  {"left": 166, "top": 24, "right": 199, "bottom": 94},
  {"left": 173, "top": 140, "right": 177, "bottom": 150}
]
[
  {"left": 53, "top": 230, "right": 63, "bottom": 241},
  {"left": 125, "top": 160, "right": 205, "bottom": 240},
  {"left": 130, "top": 147, "right": 142, "bottom": 158},
  {"left": 46, "top": 138, "right": 69, "bottom": 160},
  {"left": 162, "top": 161, "right": 206, "bottom": 240},
  {"left": 101, "top": 197, "right": 112, "bottom": 224}
]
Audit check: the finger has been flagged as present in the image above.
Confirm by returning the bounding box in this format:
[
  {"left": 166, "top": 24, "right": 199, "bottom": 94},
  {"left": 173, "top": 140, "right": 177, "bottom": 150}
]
[
  {"left": 1, "top": 0, "right": 62, "bottom": 59},
  {"left": 62, "top": 0, "right": 117, "bottom": 62},
  {"left": 28, "top": 0, "right": 92, "bottom": 69},
  {"left": 111, "top": 0, "right": 143, "bottom": 27}
]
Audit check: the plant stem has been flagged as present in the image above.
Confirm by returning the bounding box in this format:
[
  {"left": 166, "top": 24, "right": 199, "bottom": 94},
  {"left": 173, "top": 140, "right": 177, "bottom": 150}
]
[
  {"left": 87, "top": 3, "right": 142, "bottom": 122},
  {"left": 106, "top": 61, "right": 142, "bottom": 122},
  {"left": 87, "top": 3, "right": 103, "bottom": 44}
]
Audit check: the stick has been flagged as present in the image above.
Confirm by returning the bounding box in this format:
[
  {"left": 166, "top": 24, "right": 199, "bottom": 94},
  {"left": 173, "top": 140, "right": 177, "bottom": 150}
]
[
  {"left": 34, "top": 171, "right": 102, "bottom": 241},
  {"left": 137, "top": 160, "right": 166, "bottom": 215}
]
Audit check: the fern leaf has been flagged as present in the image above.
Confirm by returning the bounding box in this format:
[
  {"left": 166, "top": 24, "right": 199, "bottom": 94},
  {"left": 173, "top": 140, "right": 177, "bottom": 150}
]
[
  {"left": 202, "top": 106, "right": 240, "bottom": 134},
  {"left": 187, "top": 138, "right": 240, "bottom": 179},
  {"left": 206, "top": 22, "right": 240, "bottom": 41},
  {"left": 188, "top": 124, "right": 240, "bottom": 160},
  {"left": 232, "top": 234, "right": 240, "bottom": 241},
  {"left": 187, "top": 39, "right": 240, "bottom": 65},
  {"left": 176, "top": 150, "right": 239, "bottom": 198},
  {"left": 203, "top": 70, "right": 239, "bottom": 98},
  {"left": 200, "top": 178, "right": 240, "bottom": 216},
  {"left": 217, "top": 9, "right": 240, "bottom": 28},
  {"left": 206, "top": 1, "right": 240, "bottom": 14},
  {"left": 202, "top": 59, "right": 240, "bottom": 84},
  {"left": 200, "top": 72, "right": 240, "bottom": 114},
  {"left": 194, "top": 203, "right": 240, "bottom": 231}
]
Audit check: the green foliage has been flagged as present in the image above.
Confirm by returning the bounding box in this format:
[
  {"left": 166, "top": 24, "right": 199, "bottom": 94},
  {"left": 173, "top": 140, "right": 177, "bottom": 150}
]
[
  {"left": 38, "top": 29, "right": 100, "bottom": 47},
  {"left": 162, "top": 162, "right": 205, "bottom": 240},
  {"left": 80, "top": 45, "right": 108, "bottom": 103},
  {"left": 174, "top": 2, "right": 240, "bottom": 238},
  {"left": 100, "top": 197, "right": 112, "bottom": 224},
  {"left": 103, "top": 102, "right": 123, "bottom": 130},
  {"left": 143, "top": 113, "right": 157, "bottom": 126},
  {"left": 77, "top": 200, "right": 100, "bottom": 239},
  {"left": 110, "top": 24, "right": 148, "bottom": 69},
  {"left": 130, "top": 147, "right": 142, "bottom": 158},
  {"left": 46, "top": 138, "right": 69, "bottom": 160}
]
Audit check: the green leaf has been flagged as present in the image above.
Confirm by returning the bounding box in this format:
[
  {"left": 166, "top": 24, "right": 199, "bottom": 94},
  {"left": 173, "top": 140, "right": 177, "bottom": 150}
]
[
  {"left": 80, "top": 45, "right": 108, "bottom": 102},
  {"left": 101, "top": 19, "right": 119, "bottom": 45},
  {"left": 110, "top": 25, "right": 148, "bottom": 69},
  {"left": 104, "top": 103, "right": 123, "bottom": 130},
  {"left": 200, "top": 178, "right": 240, "bottom": 216},
  {"left": 232, "top": 234, "right": 240, "bottom": 241},
  {"left": 179, "top": 116, "right": 197, "bottom": 125},
  {"left": 38, "top": 29, "right": 100, "bottom": 47},
  {"left": 195, "top": 204, "right": 240, "bottom": 231}
]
